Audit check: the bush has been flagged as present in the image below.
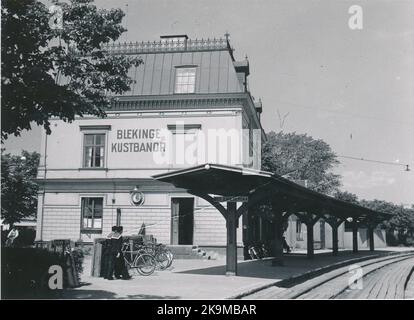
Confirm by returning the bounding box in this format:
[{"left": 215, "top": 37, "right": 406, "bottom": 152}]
[
  {"left": 1, "top": 248, "right": 63, "bottom": 299},
  {"left": 1, "top": 246, "right": 85, "bottom": 299},
  {"left": 405, "top": 236, "right": 414, "bottom": 247},
  {"left": 71, "top": 248, "right": 84, "bottom": 282}
]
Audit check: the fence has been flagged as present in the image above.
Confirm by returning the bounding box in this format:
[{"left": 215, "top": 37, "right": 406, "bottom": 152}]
[{"left": 34, "top": 239, "right": 81, "bottom": 287}]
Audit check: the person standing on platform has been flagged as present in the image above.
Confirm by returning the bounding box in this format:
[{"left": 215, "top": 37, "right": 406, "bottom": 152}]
[
  {"left": 101, "top": 226, "right": 115, "bottom": 279},
  {"left": 104, "top": 226, "right": 120, "bottom": 280},
  {"left": 114, "top": 226, "right": 130, "bottom": 280}
]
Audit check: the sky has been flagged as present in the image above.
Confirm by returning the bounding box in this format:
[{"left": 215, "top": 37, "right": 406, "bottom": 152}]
[{"left": 3, "top": 0, "right": 414, "bottom": 206}]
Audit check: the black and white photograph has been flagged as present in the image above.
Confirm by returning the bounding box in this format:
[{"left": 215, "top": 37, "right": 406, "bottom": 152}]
[{"left": 1, "top": 0, "right": 414, "bottom": 307}]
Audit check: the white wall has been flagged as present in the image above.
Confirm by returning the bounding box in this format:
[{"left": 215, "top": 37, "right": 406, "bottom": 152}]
[
  {"left": 36, "top": 190, "right": 242, "bottom": 246},
  {"left": 39, "top": 110, "right": 246, "bottom": 180},
  {"left": 285, "top": 218, "right": 387, "bottom": 250}
]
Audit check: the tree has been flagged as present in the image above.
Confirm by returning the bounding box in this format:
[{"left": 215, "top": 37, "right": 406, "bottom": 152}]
[
  {"left": 1, "top": 150, "right": 40, "bottom": 226},
  {"left": 359, "top": 199, "right": 414, "bottom": 245},
  {"left": 262, "top": 131, "right": 341, "bottom": 194},
  {"left": 333, "top": 190, "right": 359, "bottom": 204},
  {"left": 1, "top": 0, "right": 142, "bottom": 141}
]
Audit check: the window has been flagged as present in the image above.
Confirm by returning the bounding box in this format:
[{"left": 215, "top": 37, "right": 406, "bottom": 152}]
[
  {"left": 81, "top": 198, "right": 103, "bottom": 231},
  {"left": 83, "top": 134, "right": 105, "bottom": 168},
  {"left": 174, "top": 67, "right": 196, "bottom": 93},
  {"left": 167, "top": 124, "right": 201, "bottom": 166}
]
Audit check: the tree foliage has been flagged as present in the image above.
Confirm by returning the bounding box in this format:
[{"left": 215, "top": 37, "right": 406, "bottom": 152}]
[
  {"left": 360, "top": 199, "right": 414, "bottom": 231},
  {"left": 1, "top": 0, "right": 142, "bottom": 140},
  {"left": 333, "top": 192, "right": 414, "bottom": 244},
  {"left": 1, "top": 150, "right": 40, "bottom": 225},
  {"left": 333, "top": 190, "right": 359, "bottom": 204},
  {"left": 262, "top": 131, "right": 341, "bottom": 195}
]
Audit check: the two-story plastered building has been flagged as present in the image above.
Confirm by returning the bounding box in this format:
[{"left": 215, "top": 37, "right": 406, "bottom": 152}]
[{"left": 35, "top": 35, "right": 265, "bottom": 251}]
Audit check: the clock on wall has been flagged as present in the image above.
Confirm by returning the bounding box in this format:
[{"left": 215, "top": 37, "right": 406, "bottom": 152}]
[{"left": 130, "top": 187, "right": 145, "bottom": 206}]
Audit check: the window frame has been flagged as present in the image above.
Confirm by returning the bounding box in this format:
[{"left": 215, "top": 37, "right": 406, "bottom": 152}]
[
  {"left": 174, "top": 66, "right": 197, "bottom": 94},
  {"left": 167, "top": 124, "right": 202, "bottom": 166},
  {"left": 80, "top": 197, "right": 104, "bottom": 233},
  {"left": 80, "top": 129, "right": 109, "bottom": 169}
]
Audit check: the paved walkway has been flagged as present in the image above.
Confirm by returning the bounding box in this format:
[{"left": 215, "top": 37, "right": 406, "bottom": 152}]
[{"left": 61, "top": 247, "right": 414, "bottom": 299}]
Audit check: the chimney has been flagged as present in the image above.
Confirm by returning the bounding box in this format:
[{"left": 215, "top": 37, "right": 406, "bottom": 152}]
[
  {"left": 254, "top": 98, "right": 263, "bottom": 118},
  {"left": 160, "top": 34, "right": 188, "bottom": 49}
]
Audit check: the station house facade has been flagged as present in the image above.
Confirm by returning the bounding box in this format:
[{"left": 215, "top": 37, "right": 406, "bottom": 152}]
[{"left": 35, "top": 35, "right": 386, "bottom": 252}]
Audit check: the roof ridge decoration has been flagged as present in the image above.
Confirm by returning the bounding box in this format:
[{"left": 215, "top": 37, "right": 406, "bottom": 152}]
[
  {"left": 97, "top": 37, "right": 234, "bottom": 57},
  {"left": 107, "top": 94, "right": 246, "bottom": 111}
]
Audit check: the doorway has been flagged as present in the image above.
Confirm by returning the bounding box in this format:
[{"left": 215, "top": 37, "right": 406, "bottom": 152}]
[{"left": 171, "top": 198, "right": 194, "bottom": 245}]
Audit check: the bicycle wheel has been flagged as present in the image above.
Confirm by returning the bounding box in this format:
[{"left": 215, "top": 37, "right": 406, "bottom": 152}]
[
  {"left": 164, "top": 250, "right": 174, "bottom": 268},
  {"left": 155, "top": 252, "right": 170, "bottom": 270},
  {"left": 125, "top": 259, "right": 140, "bottom": 276},
  {"left": 134, "top": 254, "right": 156, "bottom": 276}
]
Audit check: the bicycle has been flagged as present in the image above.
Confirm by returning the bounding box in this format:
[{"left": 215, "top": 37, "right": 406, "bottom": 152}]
[
  {"left": 121, "top": 242, "right": 156, "bottom": 276},
  {"left": 248, "top": 242, "right": 270, "bottom": 260},
  {"left": 142, "top": 243, "right": 174, "bottom": 270}
]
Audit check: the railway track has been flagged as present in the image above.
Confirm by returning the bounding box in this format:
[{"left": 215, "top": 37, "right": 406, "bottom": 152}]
[{"left": 243, "top": 252, "right": 414, "bottom": 299}]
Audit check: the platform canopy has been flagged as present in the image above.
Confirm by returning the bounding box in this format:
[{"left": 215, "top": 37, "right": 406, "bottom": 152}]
[
  {"left": 153, "top": 163, "right": 391, "bottom": 223},
  {"left": 153, "top": 163, "right": 392, "bottom": 275}
]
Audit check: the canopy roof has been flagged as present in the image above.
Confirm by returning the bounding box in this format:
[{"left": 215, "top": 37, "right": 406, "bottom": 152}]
[{"left": 153, "top": 163, "right": 392, "bottom": 223}]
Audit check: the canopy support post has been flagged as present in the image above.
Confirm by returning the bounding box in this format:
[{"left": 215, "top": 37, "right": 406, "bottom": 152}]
[
  {"left": 352, "top": 219, "right": 359, "bottom": 253},
  {"left": 272, "top": 213, "right": 284, "bottom": 266},
  {"left": 367, "top": 221, "right": 378, "bottom": 252},
  {"left": 296, "top": 213, "right": 321, "bottom": 259},
  {"left": 325, "top": 216, "right": 343, "bottom": 256},
  {"left": 332, "top": 225, "right": 339, "bottom": 256},
  {"left": 306, "top": 222, "right": 314, "bottom": 259},
  {"left": 270, "top": 200, "right": 290, "bottom": 266},
  {"left": 368, "top": 226, "right": 375, "bottom": 252},
  {"left": 226, "top": 201, "right": 238, "bottom": 276}
]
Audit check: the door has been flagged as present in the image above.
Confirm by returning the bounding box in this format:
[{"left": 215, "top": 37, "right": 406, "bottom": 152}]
[
  {"left": 171, "top": 198, "right": 194, "bottom": 245},
  {"left": 171, "top": 198, "right": 180, "bottom": 245}
]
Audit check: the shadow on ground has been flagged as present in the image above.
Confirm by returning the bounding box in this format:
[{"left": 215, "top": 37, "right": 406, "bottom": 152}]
[
  {"left": 177, "top": 250, "right": 390, "bottom": 282},
  {"left": 59, "top": 289, "right": 118, "bottom": 299},
  {"left": 60, "top": 291, "right": 180, "bottom": 299},
  {"left": 123, "top": 294, "right": 181, "bottom": 299}
]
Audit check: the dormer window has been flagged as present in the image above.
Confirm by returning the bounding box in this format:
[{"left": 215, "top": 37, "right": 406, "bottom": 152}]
[{"left": 174, "top": 67, "right": 196, "bottom": 94}]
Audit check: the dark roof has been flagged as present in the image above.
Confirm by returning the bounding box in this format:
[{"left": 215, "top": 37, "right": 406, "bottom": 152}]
[
  {"left": 121, "top": 50, "right": 244, "bottom": 95},
  {"left": 153, "top": 163, "right": 393, "bottom": 223},
  {"left": 96, "top": 37, "right": 245, "bottom": 96}
]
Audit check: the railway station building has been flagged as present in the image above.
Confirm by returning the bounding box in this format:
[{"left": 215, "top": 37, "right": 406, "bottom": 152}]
[{"left": 35, "top": 35, "right": 386, "bottom": 255}]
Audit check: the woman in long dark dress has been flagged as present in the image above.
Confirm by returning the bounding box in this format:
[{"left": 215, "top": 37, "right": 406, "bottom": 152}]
[
  {"left": 114, "top": 226, "right": 131, "bottom": 280},
  {"left": 104, "top": 226, "right": 119, "bottom": 280}
]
